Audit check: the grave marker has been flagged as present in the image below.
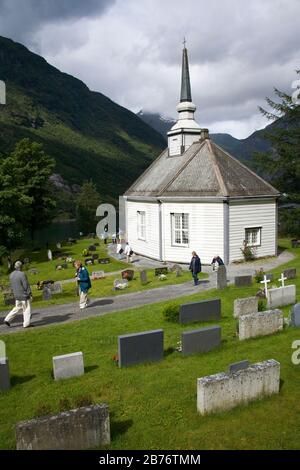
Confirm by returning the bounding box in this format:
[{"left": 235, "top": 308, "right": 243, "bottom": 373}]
[
  {"left": 118, "top": 329, "right": 164, "bottom": 367},
  {"left": 291, "top": 303, "right": 300, "bottom": 327},
  {"left": 283, "top": 268, "right": 296, "bottom": 280},
  {"left": 233, "top": 297, "right": 258, "bottom": 318},
  {"left": 52, "top": 352, "right": 84, "bottom": 381},
  {"left": 0, "top": 357, "right": 10, "bottom": 392},
  {"left": 267, "top": 285, "right": 296, "bottom": 308},
  {"left": 179, "top": 299, "right": 221, "bottom": 324},
  {"left": 239, "top": 309, "right": 283, "bottom": 340},
  {"left": 140, "top": 270, "right": 148, "bottom": 285},
  {"left": 155, "top": 267, "right": 168, "bottom": 276},
  {"left": 228, "top": 360, "right": 249, "bottom": 374},
  {"left": 43, "top": 286, "right": 52, "bottom": 301},
  {"left": 234, "top": 275, "right": 252, "bottom": 287},
  {"left": 181, "top": 326, "right": 221, "bottom": 356},
  {"left": 216, "top": 265, "right": 227, "bottom": 289}
]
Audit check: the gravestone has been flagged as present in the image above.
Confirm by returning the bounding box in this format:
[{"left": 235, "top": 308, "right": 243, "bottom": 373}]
[
  {"left": 239, "top": 309, "right": 283, "bottom": 340},
  {"left": 155, "top": 267, "right": 168, "bottom": 276},
  {"left": 0, "top": 357, "right": 10, "bottom": 392},
  {"left": 92, "top": 254, "right": 99, "bottom": 260},
  {"left": 291, "top": 239, "right": 300, "bottom": 248},
  {"left": 43, "top": 286, "right": 52, "bottom": 301},
  {"left": 52, "top": 352, "right": 84, "bottom": 381},
  {"left": 16, "top": 404, "right": 110, "bottom": 450},
  {"left": 217, "top": 265, "right": 227, "bottom": 289},
  {"left": 85, "top": 258, "right": 94, "bottom": 266},
  {"left": 234, "top": 275, "right": 252, "bottom": 287},
  {"left": 94, "top": 242, "right": 100, "bottom": 246},
  {"left": 53, "top": 282, "right": 63, "bottom": 294},
  {"left": 3, "top": 292, "right": 15, "bottom": 306},
  {"left": 89, "top": 245, "right": 97, "bottom": 251},
  {"left": 197, "top": 359, "right": 280, "bottom": 415},
  {"left": 28, "top": 268, "right": 39, "bottom": 275},
  {"left": 114, "top": 279, "right": 129, "bottom": 290},
  {"left": 283, "top": 268, "right": 296, "bottom": 280},
  {"left": 92, "top": 271, "right": 105, "bottom": 280},
  {"left": 23, "top": 258, "right": 30, "bottom": 265},
  {"left": 233, "top": 297, "right": 258, "bottom": 318},
  {"left": 267, "top": 285, "right": 296, "bottom": 308},
  {"left": 140, "top": 270, "right": 148, "bottom": 285},
  {"left": 170, "top": 264, "right": 181, "bottom": 272},
  {"left": 181, "top": 326, "right": 221, "bottom": 356},
  {"left": 98, "top": 258, "right": 110, "bottom": 264},
  {"left": 118, "top": 329, "right": 164, "bottom": 367},
  {"left": 176, "top": 267, "right": 183, "bottom": 277},
  {"left": 266, "top": 273, "right": 274, "bottom": 281},
  {"left": 229, "top": 360, "right": 249, "bottom": 374},
  {"left": 121, "top": 270, "right": 134, "bottom": 281},
  {"left": 291, "top": 303, "right": 300, "bottom": 327},
  {"left": 179, "top": 298, "right": 221, "bottom": 324}
]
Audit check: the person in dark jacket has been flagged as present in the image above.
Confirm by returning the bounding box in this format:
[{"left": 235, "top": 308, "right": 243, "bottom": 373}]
[
  {"left": 74, "top": 260, "right": 92, "bottom": 309},
  {"left": 211, "top": 255, "right": 224, "bottom": 270},
  {"left": 4, "top": 261, "right": 32, "bottom": 328},
  {"left": 189, "top": 251, "right": 201, "bottom": 286}
]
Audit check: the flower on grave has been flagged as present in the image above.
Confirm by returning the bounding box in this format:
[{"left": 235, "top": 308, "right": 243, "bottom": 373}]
[
  {"left": 66, "top": 257, "right": 74, "bottom": 263},
  {"left": 113, "top": 354, "right": 119, "bottom": 365},
  {"left": 159, "top": 274, "right": 167, "bottom": 281}
]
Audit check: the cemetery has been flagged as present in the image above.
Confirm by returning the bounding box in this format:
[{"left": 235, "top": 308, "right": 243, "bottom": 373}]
[{"left": 0, "top": 238, "right": 299, "bottom": 449}]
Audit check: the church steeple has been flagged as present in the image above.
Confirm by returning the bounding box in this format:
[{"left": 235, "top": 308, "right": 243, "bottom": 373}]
[
  {"left": 180, "top": 45, "right": 192, "bottom": 102},
  {"left": 167, "top": 42, "right": 203, "bottom": 156}
]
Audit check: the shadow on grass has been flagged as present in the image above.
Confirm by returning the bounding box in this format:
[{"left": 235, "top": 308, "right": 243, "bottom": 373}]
[
  {"left": 277, "top": 245, "right": 287, "bottom": 255},
  {"left": 84, "top": 365, "right": 99, "bottom": 374},
  {"left": 110, "top": 414, "right": 134, "bottom": 439},
  {"left": 164, "top": 347, "right": 176, "bottom": 357},
  {"left": 11, "top": 374, "right": 36, "bottom": 386},
  {"left": 280, "top": 378, "right": 285, "bottom": 391}
]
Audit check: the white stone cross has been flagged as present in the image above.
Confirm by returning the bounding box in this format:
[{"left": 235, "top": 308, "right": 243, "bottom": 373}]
[
  {"left": 260, "top": 275, "right": 270, "bottom": 293},
  {"left": 278, "top": 273, "right": 287, "bottom": 288}
]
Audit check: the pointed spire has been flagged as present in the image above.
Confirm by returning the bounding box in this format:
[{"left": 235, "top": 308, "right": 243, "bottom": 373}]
[{"left": 180, "top": 42, "right": 192, "bottom": 102}]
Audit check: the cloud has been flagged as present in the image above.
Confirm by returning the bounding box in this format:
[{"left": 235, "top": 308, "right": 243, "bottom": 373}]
[{"left": 0, "top": 0, "right": 299, "bottom": 138}]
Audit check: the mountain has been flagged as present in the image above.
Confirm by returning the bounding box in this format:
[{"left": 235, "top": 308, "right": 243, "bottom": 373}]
[
  {"left": 0, "top": 36, "right": 166, "bottom": 203},
  {"left": 137, "top": 110, "right": 274, "bottom": 164}
]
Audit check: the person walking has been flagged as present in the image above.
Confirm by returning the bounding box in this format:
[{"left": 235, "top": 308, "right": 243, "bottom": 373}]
[
  {"left": 116, "top": 239, "right": 124, "bottom": 258},
  {"left": 4, "top": 261, "right": 32, "bottom": 328},
  {"left": 74, "top": 260, "right": 91, "bottom": 309},
  {"left": 189, "top": 251, "right": 201, "bottom": 286},
  {"left": 124, "top": 242, "right": 133, "bottom": 263}
]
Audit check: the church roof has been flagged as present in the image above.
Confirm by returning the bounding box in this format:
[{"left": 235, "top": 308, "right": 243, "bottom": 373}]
[{"left": 124, "top": 138, "right": 280, "bottom": 198}]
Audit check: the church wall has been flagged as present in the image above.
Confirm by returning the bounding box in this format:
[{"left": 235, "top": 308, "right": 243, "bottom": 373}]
[
  {"left": 229, "top": 199, "right": 277, "bottom": 262},
  {"left": 126, "top": 200, "right": 160, "bottom": 259},
  {"left": 161, "top": 202, "right": 224, "bottom": 264}
]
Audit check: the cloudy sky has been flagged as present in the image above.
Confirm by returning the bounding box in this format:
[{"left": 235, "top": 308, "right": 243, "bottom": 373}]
[{"left": 0, "top": 0, "right": 299, "bottom": 138}]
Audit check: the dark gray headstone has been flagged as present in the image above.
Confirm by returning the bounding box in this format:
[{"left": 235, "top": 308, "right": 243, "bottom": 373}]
[
  {"left": 217, "top": 265, "right": 227, "bottom": 289},
  {"left": 291, "top": 239, "right": 300, "bottom": 248},
  {"left": 181, "top": 326, "right": 221, "bottom": 356},
  {"left": 118, "top": 329, "right": 164, "bottom": 367},
  {"left": 140, "top": 270, "right": 147, "bottom": 285},
  {"left": 179, "top": 298, "right": 221, "bottom": 324},
  {"left": 28, "top": 268, "right": 39, "bottom": 275},
  {"left": 234, "top": 275, "right": 252, "bottom": 287},
  {"left": 291, "top": 303, "right": 300, "bottom": 327},
  {"left": 43, "top": 286, "right": 52, "bottom": 301},
  {"left": 92, "top": 254, "right": 99, "bottom": 260},
  {"left": 229, "top": 360, "right": 250, "bottom": 374},
  {"left": 155, "top": 267, "right": 168, "bottom": 276},
  {"left": 85, "top": 258, "right": 94, "bottom": 266},
  {"left": 98, "top": 258, "right": 110, "bottom": 264},
  {"left": 89, "top": 245, "right": 97, "bottom": 251},
  {"left": 53, "top": 282, "right": 63, "bottom": 294},
  {"left": 266, "top": 273, "right": 274, "bottom": 281},
  {"left": 0, "top": 357, "right": 10, "bottom": 391},
  {"left": 283, "top": 268, "right": 297, "bottom": 280}
]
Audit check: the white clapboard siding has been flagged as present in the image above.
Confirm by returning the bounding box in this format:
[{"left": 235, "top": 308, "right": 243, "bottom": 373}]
[
  {"left": 162, "top": 202, "right": 224, "bottom": 264},
  {"left": 126, "top": 201, "right": 160, "bottom": 259},
  {"left": 229, "top": 199, "right": 277, "bottom": 262}
]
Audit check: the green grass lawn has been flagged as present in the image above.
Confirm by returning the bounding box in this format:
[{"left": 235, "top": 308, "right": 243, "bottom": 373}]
[{"left": 0, "top": 239, "right": 299, "bottom": 450}]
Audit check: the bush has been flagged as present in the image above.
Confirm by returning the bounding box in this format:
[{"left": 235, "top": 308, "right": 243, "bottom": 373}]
[
  {"left": 162, "top": 303, "right": 179, "bottom": 322},
  {"left": 258, "top": 299, "right": 266, "bottom": 311},
  {"left": 241, "top": 242, "right": 255, "bottom": 261},
  {"left": 255, "top": 268, "right": 265, "bottom": 283}
]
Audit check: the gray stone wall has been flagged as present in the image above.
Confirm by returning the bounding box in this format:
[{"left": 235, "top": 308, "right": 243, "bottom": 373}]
[{"left": 239, "top": 309, "right": 283, "bottom": 340}]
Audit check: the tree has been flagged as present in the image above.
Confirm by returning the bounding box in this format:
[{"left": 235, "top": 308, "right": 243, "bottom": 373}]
[
  {"left": 76, "top": 180, "right": 101, "bottom": 234},
  {"left": 0, "top": 138, "right": 56, "bottom": 255},
  {"left": 254, "top": 70, "right": 300, "bottom": 201}
]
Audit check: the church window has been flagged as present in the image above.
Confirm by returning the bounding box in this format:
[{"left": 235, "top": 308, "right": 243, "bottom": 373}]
[
  {"left": 137, "top": 211, "right": 146, "bottom": 240},
  {"left": 245, "top": 227, "right": 261, "bottom": 247},
  {"left": 171, "top": 213, "right": 189, "bottom": 245}
]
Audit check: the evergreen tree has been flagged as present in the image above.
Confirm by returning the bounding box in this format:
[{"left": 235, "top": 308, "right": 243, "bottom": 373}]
[
  {"left": 0, "top": 138, "right": 56, "bottom": 255},
  {"left": 76, "top": 180, "right": 101, "bottom": 234},
  {"left": 254, "top": 70, "right": 300, "bottom": 201}
]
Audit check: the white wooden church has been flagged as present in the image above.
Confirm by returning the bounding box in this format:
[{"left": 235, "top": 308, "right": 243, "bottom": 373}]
[{"left": 123, "top": 46, "right": 280, "bottom": 264}]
